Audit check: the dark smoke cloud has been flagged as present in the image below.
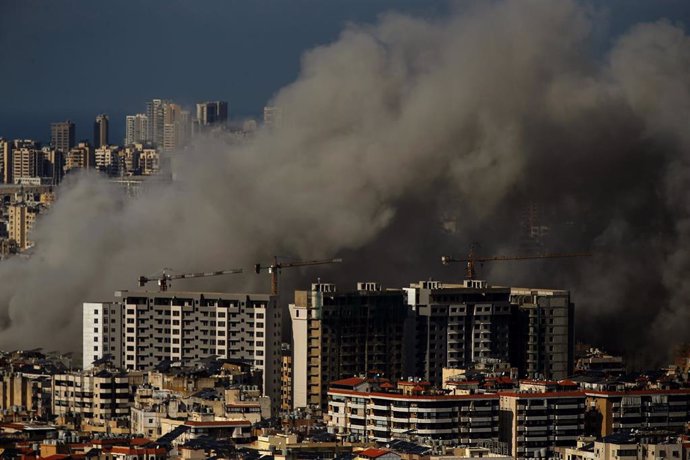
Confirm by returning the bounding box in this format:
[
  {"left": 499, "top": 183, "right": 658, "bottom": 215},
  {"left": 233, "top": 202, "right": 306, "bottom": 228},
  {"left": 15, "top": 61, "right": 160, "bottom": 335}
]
[{"left": 1, "top": 0, "right": 689, "bottom": 367}]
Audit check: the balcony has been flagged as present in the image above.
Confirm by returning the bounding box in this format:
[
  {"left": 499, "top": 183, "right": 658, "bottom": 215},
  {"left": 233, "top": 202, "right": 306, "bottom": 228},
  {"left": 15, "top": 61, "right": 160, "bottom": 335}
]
[{"left": 554, "top": 403, "right": 583, "bottom": 410}]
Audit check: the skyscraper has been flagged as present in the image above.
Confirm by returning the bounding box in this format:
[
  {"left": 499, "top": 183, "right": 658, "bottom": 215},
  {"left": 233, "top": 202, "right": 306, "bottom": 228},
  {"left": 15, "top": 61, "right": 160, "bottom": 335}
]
[
  {"left": 196, "top": 101, "right": 228, "bottom": 126},
  {"left": 93, "top": 114, "right": 109, "bottom": 148},
  {"left": 0, "top": 138, "right": 11, "bottom": 184},
  {"left": 50, "top": 120, "right": 75, "bottom": 153},
  {"left": 163, "top": 103, "right": 191, "bottom": 152},
  {"left": 125, "top": 114, "right": 149, "bottom": 145},
  {"left": 146, "top": 99, "right": 169, "bottom": 148}
]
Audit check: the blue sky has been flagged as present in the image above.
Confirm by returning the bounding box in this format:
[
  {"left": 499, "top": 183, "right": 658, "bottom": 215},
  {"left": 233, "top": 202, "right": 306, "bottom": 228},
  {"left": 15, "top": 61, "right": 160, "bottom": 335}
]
[{"left": 0, "top": 0, "right": 688, "bottom": 143}]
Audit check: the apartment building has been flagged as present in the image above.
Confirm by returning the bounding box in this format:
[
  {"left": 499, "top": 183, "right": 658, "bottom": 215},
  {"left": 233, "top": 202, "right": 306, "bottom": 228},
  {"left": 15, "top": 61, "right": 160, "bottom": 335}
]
[
  {"left": 562, "top": 433, "right": 685, "bottom": 460},
  {"left": 50, "top": 120, "right": 75, "bottom": 153},
  {"left": 7, "top": 202, "right": 39, "bottom": 250},
  {"left": 0, "top": 373, "right": 52, "bottom": 417},
  {"left": 83, "top": 301, "right": 123, "bottom": 369},
  {"left": 326, "top": 378, "right": 500, "bottom": 446},
  {"left": 499, "top": 389, "right": 586, "bottom": 459},
  {"left": 511, "top": 286, "right": 574, "bottom": 379},
  {"left": 64, "top": 142, "right": 94, "bottom": 173},
  {"left": 289, "top": 282, "right": 412, "bottom": 411},
  {"left": 404, "top": 280, "right": 516, "bottom": 386},
  {"left": 404, "top": 280, "right": 574, "bottom": 385},
  {"left": 51, "top": 370, "right": 130, "bottom": 422},
  {"left": 585, "top": 389, "right": 690, "bottom": 437},
  {"left": 83, "top": 290, "right": 282, "bottom": 411}
]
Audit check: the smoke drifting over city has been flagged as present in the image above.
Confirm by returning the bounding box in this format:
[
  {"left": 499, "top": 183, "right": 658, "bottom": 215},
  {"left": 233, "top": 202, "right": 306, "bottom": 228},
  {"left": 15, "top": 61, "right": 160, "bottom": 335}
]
[{"left": 1, "top": 0, "right": 689, "bottom": 365}]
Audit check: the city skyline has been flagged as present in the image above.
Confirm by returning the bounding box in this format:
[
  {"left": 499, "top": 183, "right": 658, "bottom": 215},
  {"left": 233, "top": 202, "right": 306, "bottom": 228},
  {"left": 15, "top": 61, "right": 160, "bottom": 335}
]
[{"left": 0, "top": 1, "right": 690, "bottom": 457}]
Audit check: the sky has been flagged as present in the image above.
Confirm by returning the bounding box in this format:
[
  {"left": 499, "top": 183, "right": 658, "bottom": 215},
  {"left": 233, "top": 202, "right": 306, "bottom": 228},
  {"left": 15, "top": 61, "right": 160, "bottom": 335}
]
[{"left": 0, "top": 0, "right": 689, "bottom": 144}]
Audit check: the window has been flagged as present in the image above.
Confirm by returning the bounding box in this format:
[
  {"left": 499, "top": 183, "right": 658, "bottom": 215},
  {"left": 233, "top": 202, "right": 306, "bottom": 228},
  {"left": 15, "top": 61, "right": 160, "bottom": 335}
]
[
  {"left": 94, "top": 346, "right": 98, "bottom": 351},
  {"left": 94, "top": 318, "right": 99, "bottom": 324}
]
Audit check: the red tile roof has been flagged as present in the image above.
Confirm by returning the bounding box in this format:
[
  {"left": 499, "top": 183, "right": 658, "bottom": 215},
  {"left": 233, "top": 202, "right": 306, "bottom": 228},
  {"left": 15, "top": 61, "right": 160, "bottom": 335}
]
[
  {"left": 359, "top": 448, "right": 394, "bottom": 458},
  {"left": 329, "top": 388, "right": 498, "bottom": 401},
  {"left": 331, "top": 377, "right": 367, "bottom": 387}
]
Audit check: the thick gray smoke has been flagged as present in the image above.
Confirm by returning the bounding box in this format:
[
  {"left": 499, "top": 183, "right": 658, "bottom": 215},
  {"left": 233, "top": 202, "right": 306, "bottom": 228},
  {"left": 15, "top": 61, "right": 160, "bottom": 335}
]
[{"left": 1, "top": 0, "right": 690, "bottom": 366}]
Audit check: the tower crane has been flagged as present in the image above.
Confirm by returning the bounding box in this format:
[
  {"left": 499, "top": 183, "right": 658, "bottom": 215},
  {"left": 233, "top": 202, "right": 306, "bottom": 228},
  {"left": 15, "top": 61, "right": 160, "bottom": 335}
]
[
  {"left": 254, "top": 256, "right": 342, "bottom": 295},
  {"left": 138, "top": 267, "right": 243, "bottom": 292},
  {"left": 441, "top": 245, "right": 590, "bottom": 280}
]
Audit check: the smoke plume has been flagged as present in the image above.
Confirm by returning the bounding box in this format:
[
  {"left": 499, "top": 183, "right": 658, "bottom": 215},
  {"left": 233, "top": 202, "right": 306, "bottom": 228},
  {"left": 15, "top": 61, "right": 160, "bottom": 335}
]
[{"left": 2, "top": 0, "right": 690, "bottom": 366}]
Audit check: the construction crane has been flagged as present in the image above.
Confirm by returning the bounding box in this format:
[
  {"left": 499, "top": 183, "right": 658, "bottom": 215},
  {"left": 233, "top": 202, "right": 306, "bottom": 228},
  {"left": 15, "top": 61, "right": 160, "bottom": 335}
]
[
  {"left": 441, "top": 245, "right": 590, "bottom": 280},
  {"left": 254, "top": 257, "right": 342, "bottom": 295},
  {"left": 138, "top": 267, "right": 243, "bottom": 292}
]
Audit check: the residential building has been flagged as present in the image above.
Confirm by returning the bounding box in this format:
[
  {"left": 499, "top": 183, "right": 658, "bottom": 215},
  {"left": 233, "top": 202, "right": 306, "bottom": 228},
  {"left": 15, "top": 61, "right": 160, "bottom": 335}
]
[
  {"left": 8, "top": 202, "right": 39, "bottom": 250},
  {"left": 404, "top": 280, "right": 516, "bottom": 386},
  {"left": 326, "top": 377, "right": 500, "bottom": 445},
  {"left": 125, "top": 114, "right": 150, "bottom": 145},
  {"left": 511, "top": 286, "right": 574, "bottom": 380},
  {"left": 12, "top": 145, "right": 44, "bottom": 183},
  {"left": 93, "top": 114, "right": 109, "bottom": 148},
  {"left": 499, "top": 389, "right": 586, "bottom": 459},
  {"left": 404, "top": 280, "right": 574, "bottom": 385},
  {"left": 83, "top": 290, "right": 282, "bottom": 412},
  {"left": 0, "top": 373, "right": 52, "bottom": 417},
  {"left": 83, "top": 302, "right": 123, "bottom": 370},
  {"left": 50, "top": 120, "right": 75, "bottom": 153},
  {"left": 139, "top": 149, "right": 160, "bottom": 175},
  {"left": 146, "top": 99, "right": 170, "bottom": 148},
  {"left": 0, "top": 138, "right": 10, "bottom": 184},
  {"left": 289, "top": 282, "right": 412, "bottom": 411},
  {"left": 585, "top": 389, "right": 690, "bottom": 437},
  {"left": 562, "top": 433, "right": 685, "bottom": 460},
  {"left": 94, "top": 145, "right": 122, "bottom": 176},
  {"left": 51, "top": 370, "right": 131, "bottom": 422},
  {"left": 64, "top": 142, "right": 94, "bottom": 173},
  {"left": 163, "top": 103, "right": 191, "bottom": 152}
]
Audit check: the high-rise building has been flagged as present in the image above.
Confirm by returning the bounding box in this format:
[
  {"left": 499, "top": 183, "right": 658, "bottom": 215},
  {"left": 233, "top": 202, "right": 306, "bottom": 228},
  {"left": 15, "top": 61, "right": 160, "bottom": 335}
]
[
  {"left": 83, "top": 290, "right": 283, "bottom": 412},
  {"left": 404, "top": 280, "right": 517, "bottom": 386},
  {"left": 510, "top": 287, "right": 574, "bottom": 380},
  {"left": 196, "top": 101, "right": 228, "bottom": 126},
  {"left": 12, "top": 146, "right": 44, "bottom": 184},
  {"left": 289, "top": 282, "right": 413, "bottom": 412},
  {"left": 404, "top": 279, "right": 574, "bottom": 385},
  {"left": 93, "top": 114, "right": 109, "bottom": 148},
  {"left": 50, "top": 120, "right": 75, "bottom": 153},
  {"left": 146, "top": 99, "right": 169, "bottom": 148},
  {"left": 83, "top": 302, "right": 123, "bottom": 369},
  {"left": 0, "top": 138, "right": 11, "bottom": 184},
  {"left": 163, "top": 103, "right": 191, "bottom": 152},
  {"left": 125, "top": 114, "right": 150, "bottom": 145},
  {"left": 8, "top": 203, "right": 39, "bottom": 250}
]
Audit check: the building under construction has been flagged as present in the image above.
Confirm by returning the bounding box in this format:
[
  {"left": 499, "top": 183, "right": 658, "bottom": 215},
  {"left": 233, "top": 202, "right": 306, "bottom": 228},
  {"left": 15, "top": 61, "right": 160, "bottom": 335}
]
[{"left": 289, "top": 282, "right": 413, "bottom": 412}]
